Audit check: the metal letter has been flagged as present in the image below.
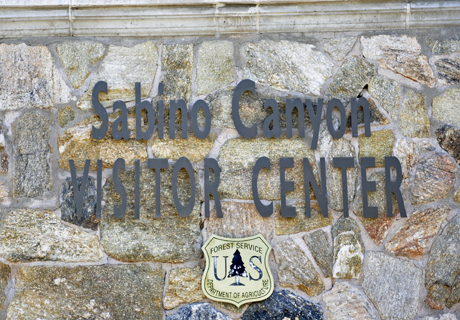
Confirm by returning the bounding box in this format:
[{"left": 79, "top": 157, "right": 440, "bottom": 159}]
[
  {"left": 333, "top": 157, "right": 354, "bottom": 217},
  {"left": 191, "top": 100, "right": 211, "bottom": 139},
  {"left": 305, "top": 99, "right": 323, "bottom": 149},
  {"left": 92, "top": 81, "right": 109, "bottom": 140},
  {"left": 249, "top": 256, "right": 263, "bottom": 281},
  {"left": 385, "top": 156, "right": 407, "bottom": 217},
  {"left": 286, "top": 98, "right": 305, "bottom": 138},
  {"left": 135, "top": 82, "right": 155, "bottom": 141},
  {"left": 361, "top": 157, "right": 378, "bottom": 218},
  {"left": 148, "top": 158, "right": 168, "bottom": 218},
  {"left": 112, "top": 100, "right": 130, "bottom": 140},
  {"left": 113, "top": 158, "right": 127, "bottom": 219},
  {"left": 69, "top": 159, "right": 90, "bottom": 220},
  {"left": 169, "top": 99, "right": 188, "bottom": 139},
  {"left": 280, "top": 157, "right": 295, "bottom": 217},
  {"left": 304, "top": 157, "right": 328, "bottom": 217},
  {"left": 351, "top": 97, "right": 371, "bottom": 137},
  {"left": 252, "top": 157, "right": 273, "bottom": 217},
  {"left": 327, "top": 98, "right": 346, "bottom": 139},
  {"left": 204, "top": 158, "right": 222, "bottom": 218},
  {"left": 134, "top": 159, "right": 140, "bottom": 219},
  {"left": 232, "top": 79, "right": 257, "bottom": 139},
  {"left": 158, "top": 83, "right": 165, "bottom": 139},
  {"left": 213, "top": 256, "right": 228, "bottom": 281},
  {"left": 96, "top": 159, "right": 102, "bottom": 219},
  {"left": 172, "top": 157, "right": 196, "bottom": 217},
  {"left": 263, "top": 99, "right": 281, "bottom": 138}
]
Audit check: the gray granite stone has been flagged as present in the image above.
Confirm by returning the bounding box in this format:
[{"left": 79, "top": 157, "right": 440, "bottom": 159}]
[
  {"left": 326, "top": 56, "right": 376, "bottom": 105},
  {"left": 428, "top": 37, "right": 460, "bottom": 55},
  {"left": 0, "top": 262, "right": 9, "bottom": 309},
  {"left": 436, "top": 58, "right": 460, "bottom": 85},
  {"left": 7, "top": 265, "right": 164, "bottom": 320},
  {"left": 197, "top": 41, "right": 234, "bottom": 95},
  {"left": 436, "top": 125, "right": 460, "bottom": 165},
  {"left": 323, "top": 37, "right": 356, "bottom": 61},
  {"left": 433, "top": 89, "right": 460, "bottom": 128},
  {"left": 242, "top": 39, "right": 333, "bottom": 95},
  {"left": 368, "top": 75, "right": 401, "bottom": 120},
  {"left": 60, "top": 176, "right": 98, "bottom": 231},
  {"left": 400, "top": 89, "right": 430, "bottom": 138},
  {"left": 332, "top": 217, "right": 364, "bottom": 279},
  {"left": 241, "top": 290, "right": 323, "bottom": 320},
  {"left": 167, "top": 303, "right": 231, "bottom": 320},
  {"left": 56, "top": 41, "right": 105, "bottom": 89},
  {"left": 274, "top": 239, "right": 324, "bottom": 296},
  {"left": 13, "top": 112, "right": 51, "bottom": 197},
  {"left": 362, "top": 252, "right": 423, "bottom": 320},
  {"left": 426, "top": 213, "right": 460, "bottom": 308},
  {"left": 411, "top": 153, "right": 457, "bottom": 205},
  {"left": 303, "top": 230, "right": 333, "bottom": 278}
]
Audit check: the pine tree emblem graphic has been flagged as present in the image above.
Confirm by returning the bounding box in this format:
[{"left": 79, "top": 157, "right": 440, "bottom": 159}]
[{"left": 228, "top": 249, "right": 247, "bottom": 286}]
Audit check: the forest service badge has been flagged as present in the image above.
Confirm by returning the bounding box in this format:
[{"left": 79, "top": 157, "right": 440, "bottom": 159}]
[{"left": 201, "top": 234, "right": 274, "bottom": 307}]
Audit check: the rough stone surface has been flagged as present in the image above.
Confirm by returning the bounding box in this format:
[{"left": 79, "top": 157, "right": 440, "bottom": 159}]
[
  {"left": 164, "top": 266, "right": 205, "bottom": 310},
  {"left": 426, "top": 213, "right": 460, "bottom": 308},
  {"left": 393, "top": 138, "right": 418, "bottom": 179},
  {"left": 428, "top": 37, "right": 460, "bottom": 54},
  {"left": 436, "top": 125, "right": 460, "bottom": 165},
  {"left": 359, "top": 129, "right": 394, "bottom": 167},
  {"left": 58, "top": 113, "right": 148, "bottom": 170},
  {"left": 361, "top": 35, "right": 435, "bottom": 87},
  {"left": 162, "top": 43, "right": 193, "bottom": 103},
  {"left": 346, "top": 96, "right": 390, "bottom": 129},
  {"left": 303, "top": 230, "right": 333, "bottom": 278},
  {"left": 0, "top": 262, "right": 9, "bottom": 309},
  {"left": 149, "top": 133, "right": 217, "bottom": 163},
  {"left": 242, "top": 40, "right": 333, "bottom": 95},
  {"left": 433, "top": 89, "right": 460, "bottom": 128},
  {"left": 327, "top": 139, "right": 358, "bottom": 211},
  {"left": 411, "top": 153, "right": 457, "bottom": 205},
  {"left": 203, "top": 201, "right": 274, "bottom": 241},
  {"left": 0, "top": 209, "right": 102, "bottom": 262},
  {"left": 60, "top": 176, "right": 98, "bottom": 231},
  {"left": 274, "top": 239, "right": 324, "bottom": 296},
  {"left": 352, "top": 172, "right": 398, "bottom": 245},
  {"left": 241, "top": 290, "right": 323, "bottom": 320},
  {"left": 400, "top": 89, "right": 430, "bottom": 138},
  {"left": 56, "top": 41, "right": 105, "bottom": 88},
  {"left": 101, "top": 164, "right": 202, "bottom": 263},
  {"left": 436, "top": 58, "right": 460, "bottom": 85},
  {"left": 362, "top": 251, "right": 423, "bottom": 320},
  {"left": 368, "top": 75, "right": 401, "bottom": 120},
  {"left": 385, "top": 206, "right": 450, "bottom": 258},
  {"left": 326, "top": 56, "right": 376, "bottom": 105},
  {"left": 197, "top": 41, "right": 234, "bottom": 95},
  {"left": 455, "top": 186, "right": 460, "bottom": 203},
  {"left": 13, "top": 112, "right": 51, "bottom": 197},
  {"left": 77, "top": 42, "right": 158, "bottom": 110},
  {"left": 322, "top": 282, "right": 378, "bottom": 320},
  {"left": 0, "top": 43, "right": 73, "bottom": 109},
  {"left": 218, "top": 138, "right": 317, "bottom": 200},
  {"left": 7, "top": 265, "right": 164, "bottom": 320},
  {"left": 422, "top": 314, "right": 458, "bottom": 320},
  {"left": 275, "top": 201, "right": 332, "bottom": 236},
  {"left": 58, "top": 105, "right": 75, "bottom": 128},
  {"left": 167, "top": 303, "right": 231, "bottom": 320},
  {"left": 323, "top": 37, "right": 356, "bottom": 61},
  {"left": 0, "top": 152, "right": 8, "bottom": 174},
  {"left": 332, "top": 217, "right": 364, "bottom": 279}
]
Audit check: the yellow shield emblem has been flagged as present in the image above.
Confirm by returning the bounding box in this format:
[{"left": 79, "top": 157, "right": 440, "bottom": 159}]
[{"left": 201, "top": 234, "right": 274, "bottom": 307}]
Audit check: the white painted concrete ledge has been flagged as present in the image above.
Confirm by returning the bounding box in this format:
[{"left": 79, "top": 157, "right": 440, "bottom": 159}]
[{"left": 0, "top": 1, "right": 459, "bottom": 38}]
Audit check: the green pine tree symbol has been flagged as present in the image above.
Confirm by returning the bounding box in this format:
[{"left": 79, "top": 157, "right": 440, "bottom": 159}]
[{"left": 228, "top": 249, "right": 248, "bottom": 286}]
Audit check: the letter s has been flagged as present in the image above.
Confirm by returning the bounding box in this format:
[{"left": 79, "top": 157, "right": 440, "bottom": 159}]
[
  {"left": 92, "top": 81, "right": 109, "bottom": 140},
  {"left": 249, "top": 256, "right": 263, "bottom": 281}
]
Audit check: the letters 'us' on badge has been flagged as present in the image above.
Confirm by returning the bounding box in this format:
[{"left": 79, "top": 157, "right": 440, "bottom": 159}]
[{"left": 201, "top": 234, "right": 274, "bottom": 307}]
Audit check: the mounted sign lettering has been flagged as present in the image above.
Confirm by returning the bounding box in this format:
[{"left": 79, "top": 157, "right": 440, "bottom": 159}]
[{"left": 201, "top": 234, "right": 274, "bottom": 307}]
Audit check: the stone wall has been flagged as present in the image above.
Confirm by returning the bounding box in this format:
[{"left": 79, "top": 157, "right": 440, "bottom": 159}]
[{"left": 0, "top": 28, "right": 460, "bottom": 320}]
